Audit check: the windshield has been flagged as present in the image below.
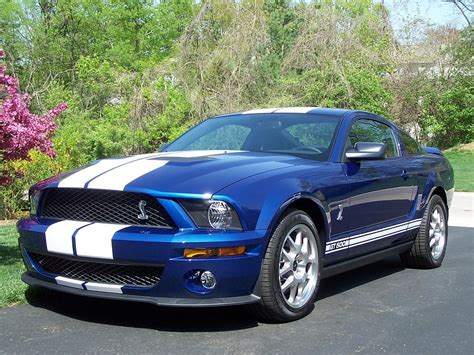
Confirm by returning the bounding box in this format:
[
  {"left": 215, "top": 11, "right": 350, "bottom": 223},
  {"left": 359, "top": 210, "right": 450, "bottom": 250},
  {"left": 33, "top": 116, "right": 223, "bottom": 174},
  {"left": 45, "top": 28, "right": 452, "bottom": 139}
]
[{"left": 164, "top": 113, "right": 342, "bottom": 161}]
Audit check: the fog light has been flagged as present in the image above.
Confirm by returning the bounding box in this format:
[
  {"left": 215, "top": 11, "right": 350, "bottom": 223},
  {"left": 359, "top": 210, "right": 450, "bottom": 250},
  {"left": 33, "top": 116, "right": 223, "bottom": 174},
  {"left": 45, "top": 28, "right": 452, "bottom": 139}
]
[{"left": 200, "top": 271, "right": 216, "bottom": 289}]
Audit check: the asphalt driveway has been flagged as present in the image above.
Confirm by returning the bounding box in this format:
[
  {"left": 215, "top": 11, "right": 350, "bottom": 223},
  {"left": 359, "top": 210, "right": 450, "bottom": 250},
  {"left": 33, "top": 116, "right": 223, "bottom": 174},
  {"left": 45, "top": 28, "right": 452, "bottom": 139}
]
[{"left": 1, "top": 224, "right": 472, "bottom": 354}]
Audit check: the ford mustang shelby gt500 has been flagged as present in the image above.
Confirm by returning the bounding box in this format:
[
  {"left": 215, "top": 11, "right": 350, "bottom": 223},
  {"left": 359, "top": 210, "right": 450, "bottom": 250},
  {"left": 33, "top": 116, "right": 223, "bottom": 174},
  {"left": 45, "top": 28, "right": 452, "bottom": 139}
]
[{"left": 18, "top": 107, "right": 454, "bottom": 322}]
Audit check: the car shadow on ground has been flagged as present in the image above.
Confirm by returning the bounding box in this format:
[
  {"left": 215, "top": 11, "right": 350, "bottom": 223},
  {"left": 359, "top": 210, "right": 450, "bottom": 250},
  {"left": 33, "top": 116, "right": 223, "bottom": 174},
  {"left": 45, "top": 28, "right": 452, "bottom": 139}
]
[{"left": 25, "top": 255, "right": 405, "bottom": 331}]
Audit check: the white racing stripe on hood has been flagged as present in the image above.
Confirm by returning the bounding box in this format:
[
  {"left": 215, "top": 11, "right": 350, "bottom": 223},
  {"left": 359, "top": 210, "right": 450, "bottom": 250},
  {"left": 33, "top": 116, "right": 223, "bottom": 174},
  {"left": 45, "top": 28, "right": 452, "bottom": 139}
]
[
  {"left": 55, "top": 276, "right": 85, "bottom": 289},
  {"left": 85, "top": 282, "right": 123, "bottom": 294},
  {"left": 86, "top": 150, "right": 238, "bottom": 191},
  {"left": 75, "top": 223, "right": 129, "bottom": 259},
  {"left": 160, "top": 150, "right": 239, "bottom": 158},
  {"left": 87, "top": 159, "right": 168, "bottom": 191},
  {"left": 45, "top": 220, "right": 90, "bottom": 255},
  {"left": 58, "top": 153, "right": 162, "bottom": 188}
]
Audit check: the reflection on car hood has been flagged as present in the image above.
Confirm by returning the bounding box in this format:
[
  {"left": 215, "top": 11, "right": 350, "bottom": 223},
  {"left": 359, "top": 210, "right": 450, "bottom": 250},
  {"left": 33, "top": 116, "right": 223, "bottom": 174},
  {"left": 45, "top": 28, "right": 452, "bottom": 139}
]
[{"left": 41, "top": 150, "right": 314, "bottom": 196}]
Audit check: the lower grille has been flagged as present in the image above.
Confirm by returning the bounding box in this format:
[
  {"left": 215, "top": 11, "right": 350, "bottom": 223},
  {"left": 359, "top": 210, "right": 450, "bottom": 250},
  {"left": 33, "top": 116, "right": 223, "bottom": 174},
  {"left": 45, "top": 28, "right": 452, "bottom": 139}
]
[{"left": 29, "top": 252, "right": 163, "bottom": 287}]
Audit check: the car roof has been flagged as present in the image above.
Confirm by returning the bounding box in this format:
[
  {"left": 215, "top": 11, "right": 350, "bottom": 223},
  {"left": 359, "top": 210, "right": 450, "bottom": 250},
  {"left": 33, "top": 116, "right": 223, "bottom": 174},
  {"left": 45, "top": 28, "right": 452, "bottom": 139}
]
[{"left": 213, "top": 107, "right": 361, "bottom": 118}]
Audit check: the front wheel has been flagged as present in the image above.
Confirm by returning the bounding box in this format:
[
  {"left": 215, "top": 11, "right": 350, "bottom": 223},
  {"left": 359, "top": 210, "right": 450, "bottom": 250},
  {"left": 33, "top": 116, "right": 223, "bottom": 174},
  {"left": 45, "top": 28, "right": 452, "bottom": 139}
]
[{"left": 252, "top": 210, "right": 322, "bottom": 322}]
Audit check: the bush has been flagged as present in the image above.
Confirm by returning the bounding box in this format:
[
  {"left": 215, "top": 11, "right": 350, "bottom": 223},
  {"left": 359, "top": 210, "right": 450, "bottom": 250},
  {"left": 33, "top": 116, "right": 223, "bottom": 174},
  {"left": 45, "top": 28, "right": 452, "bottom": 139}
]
[{"left": 0, "top": 150, "right": 63, "bottom": 219}]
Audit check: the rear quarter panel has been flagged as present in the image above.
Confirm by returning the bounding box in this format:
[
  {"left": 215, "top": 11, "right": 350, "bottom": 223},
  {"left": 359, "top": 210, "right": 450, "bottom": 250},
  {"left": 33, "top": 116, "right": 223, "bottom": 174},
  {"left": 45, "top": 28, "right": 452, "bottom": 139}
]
[{"left": 412, "top": 153, "right": 454, "bottom": 217}]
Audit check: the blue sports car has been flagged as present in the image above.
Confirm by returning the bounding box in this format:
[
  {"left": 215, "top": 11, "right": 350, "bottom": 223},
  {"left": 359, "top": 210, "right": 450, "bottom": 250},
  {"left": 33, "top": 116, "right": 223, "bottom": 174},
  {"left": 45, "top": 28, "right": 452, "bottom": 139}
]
[{"left": 18, "top": 107, "right": 454, "bottom": 322}]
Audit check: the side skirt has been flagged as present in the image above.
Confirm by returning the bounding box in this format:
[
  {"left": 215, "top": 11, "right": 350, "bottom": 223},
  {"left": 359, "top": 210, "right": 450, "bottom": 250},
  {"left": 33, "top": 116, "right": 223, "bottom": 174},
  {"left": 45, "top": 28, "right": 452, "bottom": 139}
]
[{"left": 321, "top": 241, "right": 413, "bottom": 279}]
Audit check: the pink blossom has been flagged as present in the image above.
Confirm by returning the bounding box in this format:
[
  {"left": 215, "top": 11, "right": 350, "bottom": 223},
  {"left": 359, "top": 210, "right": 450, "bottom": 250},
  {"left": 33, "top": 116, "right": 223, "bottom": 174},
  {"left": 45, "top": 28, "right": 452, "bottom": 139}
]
[{"left": 1, "top": 54, "right": 67, "bottom": 185}]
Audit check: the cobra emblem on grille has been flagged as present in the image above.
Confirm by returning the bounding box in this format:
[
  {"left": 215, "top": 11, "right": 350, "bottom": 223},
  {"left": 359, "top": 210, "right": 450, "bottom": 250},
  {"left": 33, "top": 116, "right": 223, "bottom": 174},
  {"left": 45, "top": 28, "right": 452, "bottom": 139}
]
[{"left": 137, "top": 200, "right": 149, "bottom": 221}]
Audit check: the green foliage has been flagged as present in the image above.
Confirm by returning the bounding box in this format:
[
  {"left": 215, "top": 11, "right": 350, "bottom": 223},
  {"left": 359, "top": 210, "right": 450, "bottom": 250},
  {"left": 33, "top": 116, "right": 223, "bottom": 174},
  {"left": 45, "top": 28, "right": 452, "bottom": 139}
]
[
  {"left": 0, "top": 150, "right": 63, "bottom": 219},
  {"left": 419, "top": 28, "right": 474, "bottom": 148},
  {"left": 0, "top": 224, "right": 27, "bottom": 307},
  {"left": 421, "top": 80, "right": 474, "bottom": 149}
]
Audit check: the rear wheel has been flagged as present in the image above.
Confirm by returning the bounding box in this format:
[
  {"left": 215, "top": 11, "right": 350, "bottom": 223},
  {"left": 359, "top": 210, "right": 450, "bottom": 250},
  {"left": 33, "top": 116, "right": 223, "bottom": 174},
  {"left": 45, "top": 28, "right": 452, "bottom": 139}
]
[
  {"left": 252, "top": 210, "right": 322, "bottom": 322},
  {"left": 401, "top": 195, "right": 448, "bottom": 268}
]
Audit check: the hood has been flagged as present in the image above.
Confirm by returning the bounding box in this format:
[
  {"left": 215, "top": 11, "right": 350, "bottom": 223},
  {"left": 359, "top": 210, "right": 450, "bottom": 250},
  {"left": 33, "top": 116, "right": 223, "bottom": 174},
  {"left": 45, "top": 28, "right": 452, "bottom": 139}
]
[{"left": 42, "top": 150, "right": 309, "bottom": 196}]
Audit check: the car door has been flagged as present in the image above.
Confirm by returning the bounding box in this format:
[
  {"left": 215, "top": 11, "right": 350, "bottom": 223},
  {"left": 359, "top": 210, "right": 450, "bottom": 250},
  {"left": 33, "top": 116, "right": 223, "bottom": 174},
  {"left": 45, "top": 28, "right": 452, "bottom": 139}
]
[{"left": 343, "top": 118, "right": 417, "bottom": 258}]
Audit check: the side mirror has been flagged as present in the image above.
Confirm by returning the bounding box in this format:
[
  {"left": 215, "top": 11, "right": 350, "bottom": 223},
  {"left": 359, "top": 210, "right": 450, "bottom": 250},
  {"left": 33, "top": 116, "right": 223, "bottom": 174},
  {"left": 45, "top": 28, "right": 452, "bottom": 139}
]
[{"left": 345, "top": 142, "right": 386, "bottom": 160}]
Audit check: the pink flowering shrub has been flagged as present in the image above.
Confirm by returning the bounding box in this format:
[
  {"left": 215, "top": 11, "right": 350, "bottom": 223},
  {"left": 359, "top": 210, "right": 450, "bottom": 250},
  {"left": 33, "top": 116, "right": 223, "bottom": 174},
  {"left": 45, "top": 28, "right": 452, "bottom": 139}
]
[{"left": 0, "top": 49, "right": 67, "bottom": 185}]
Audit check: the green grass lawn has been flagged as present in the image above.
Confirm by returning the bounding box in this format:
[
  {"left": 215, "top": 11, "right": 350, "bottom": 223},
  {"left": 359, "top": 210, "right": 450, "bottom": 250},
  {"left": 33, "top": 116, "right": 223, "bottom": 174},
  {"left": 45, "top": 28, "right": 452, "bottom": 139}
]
[
  {"left": 444, "top": 147, "right": 474, "bottom": 192},
  {"left": 0, "top": 223, "right": 27, "bottom": 307}
]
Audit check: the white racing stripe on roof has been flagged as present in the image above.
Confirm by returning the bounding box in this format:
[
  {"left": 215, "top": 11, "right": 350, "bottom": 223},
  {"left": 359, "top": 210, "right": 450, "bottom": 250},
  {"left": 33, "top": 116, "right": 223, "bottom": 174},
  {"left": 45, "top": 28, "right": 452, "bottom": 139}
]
[
  {"left": 74, "top": 223, "right": 129, "bottom": 260},
  {"left": 242, "top": 108, "right": 279, "bottom": 114},
  {"left": 58, "top": 153, "right": 162, "bottom": 188},
  {"left": 55, "top": 276, "right": 85, "bottom": 289},
  {"left": 45, "top": 220, "right": 90, "bottom": 255},
  {"left": 85, "top": 282, "right": 123, "bottom": 294},
  {"left": 274, "top": 107, "right": 319, "bottom": 113}
]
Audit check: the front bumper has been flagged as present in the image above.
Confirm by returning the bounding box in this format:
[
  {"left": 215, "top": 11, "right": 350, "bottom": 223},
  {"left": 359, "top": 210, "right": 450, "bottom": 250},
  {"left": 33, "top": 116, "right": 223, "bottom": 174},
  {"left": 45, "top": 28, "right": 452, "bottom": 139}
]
[
  {"left": 21, "top": 273, "right": 260, "bottom": 307},
  {"left": 18, "top": 217, "right": 266, "bottom": 306}
]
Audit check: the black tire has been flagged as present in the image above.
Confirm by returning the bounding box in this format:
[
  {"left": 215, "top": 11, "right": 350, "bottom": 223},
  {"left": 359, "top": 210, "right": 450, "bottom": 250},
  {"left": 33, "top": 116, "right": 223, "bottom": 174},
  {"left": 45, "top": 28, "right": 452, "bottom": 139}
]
[
  {"left": 401, "top": 195, "right": 448, "bottom": 269},
  {"left": 251, "top": 209, "right": 322, "bottom": 323}
]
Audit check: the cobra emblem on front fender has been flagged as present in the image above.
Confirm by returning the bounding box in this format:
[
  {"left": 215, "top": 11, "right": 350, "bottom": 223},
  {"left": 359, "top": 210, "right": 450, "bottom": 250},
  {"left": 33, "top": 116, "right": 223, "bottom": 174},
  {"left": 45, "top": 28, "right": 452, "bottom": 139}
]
[{"left": 336, "top": 204, "right": 344, "bottom": 221}]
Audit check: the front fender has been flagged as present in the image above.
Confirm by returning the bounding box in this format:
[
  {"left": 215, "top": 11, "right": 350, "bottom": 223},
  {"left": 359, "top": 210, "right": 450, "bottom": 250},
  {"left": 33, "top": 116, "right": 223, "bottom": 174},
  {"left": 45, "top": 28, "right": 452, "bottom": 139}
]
[{"left": 213, "top": 163, "right": 350, "bottom": 244}]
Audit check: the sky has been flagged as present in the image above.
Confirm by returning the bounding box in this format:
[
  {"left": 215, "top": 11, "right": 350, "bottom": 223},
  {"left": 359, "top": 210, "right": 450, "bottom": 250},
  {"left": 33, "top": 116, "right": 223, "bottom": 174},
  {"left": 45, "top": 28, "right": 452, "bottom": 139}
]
[{"left": 378, "top": 0, "right": 469, "bottom": 41}]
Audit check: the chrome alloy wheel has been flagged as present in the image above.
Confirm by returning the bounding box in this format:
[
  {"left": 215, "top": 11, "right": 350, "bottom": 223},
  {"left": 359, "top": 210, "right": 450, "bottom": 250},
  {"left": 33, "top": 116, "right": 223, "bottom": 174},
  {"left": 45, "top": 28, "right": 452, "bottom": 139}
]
[
  {"left": 429, "top": 206, "right": 446, "bottom": 260},
  {"left": 279, "top": 224, "right": 318, "bottom": 308}
]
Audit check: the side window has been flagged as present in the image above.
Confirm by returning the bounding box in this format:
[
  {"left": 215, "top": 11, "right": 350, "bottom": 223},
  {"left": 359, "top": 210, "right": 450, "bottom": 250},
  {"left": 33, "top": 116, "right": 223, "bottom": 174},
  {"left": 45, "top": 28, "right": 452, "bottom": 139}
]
[
  {"left": 348, "top": 119, "right": 398, "bottom": 158},
  {"left": 185, "top": 125, "right": 250, "bottom": 150},
  {"left": 400, "top": 130, "right": 423, "bottom": 155}
]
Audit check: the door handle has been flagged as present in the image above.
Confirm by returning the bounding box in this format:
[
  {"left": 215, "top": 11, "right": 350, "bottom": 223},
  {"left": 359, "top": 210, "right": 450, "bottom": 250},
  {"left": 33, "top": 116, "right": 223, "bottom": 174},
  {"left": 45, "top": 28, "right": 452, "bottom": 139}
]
[{"left": 401, "top": 170, "right": 411, "bottom": 179}]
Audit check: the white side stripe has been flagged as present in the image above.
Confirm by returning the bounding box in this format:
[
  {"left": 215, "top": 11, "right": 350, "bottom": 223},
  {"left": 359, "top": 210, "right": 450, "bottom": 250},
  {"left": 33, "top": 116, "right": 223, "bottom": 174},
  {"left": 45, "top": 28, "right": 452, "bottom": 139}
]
[
  {"left": 85, "top": 282, "right": 123, "bottom": 294},
  {"left": 407, "top": 219, "right": 423, "bottom": 229},
  {"left": 55, "top": 276, "right": 84, "bottom": 289},
  {"left": 350, "top": 224, "right": 408, "bottom": 246},
  {"left": 58, "top": 154, "right": 157, "bottom": 188},
  {"left": 45, "top": 220, "right": 90, "bottom": 255},
  {"left": 326, "top": 219, "right": 419, "bottom": 246},
  {"left": 75, "top": 223, "right": 129, "bottom": 259},
  {"left": 325, "top": 219, "right": 422, "bottom": 254},
  {"left": 87, "top": 159, "right": 168, "bottom": 191}
]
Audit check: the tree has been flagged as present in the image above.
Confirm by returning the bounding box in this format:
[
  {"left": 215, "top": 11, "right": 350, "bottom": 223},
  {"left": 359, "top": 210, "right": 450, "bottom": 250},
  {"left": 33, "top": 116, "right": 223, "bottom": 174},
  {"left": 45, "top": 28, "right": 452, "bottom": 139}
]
[{"left": 0, "top": 49, "right": 67, "bottom": 185}]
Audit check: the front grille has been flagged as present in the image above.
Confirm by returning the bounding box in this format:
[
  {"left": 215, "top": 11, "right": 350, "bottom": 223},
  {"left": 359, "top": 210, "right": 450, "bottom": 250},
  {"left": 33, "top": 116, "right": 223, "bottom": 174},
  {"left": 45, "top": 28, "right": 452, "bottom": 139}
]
[
  {"left": 29, "top": 252, "right": 163, "bottom": 287},
  {"left": 41, "top": 188, "right": 175, "bottom": 228}
]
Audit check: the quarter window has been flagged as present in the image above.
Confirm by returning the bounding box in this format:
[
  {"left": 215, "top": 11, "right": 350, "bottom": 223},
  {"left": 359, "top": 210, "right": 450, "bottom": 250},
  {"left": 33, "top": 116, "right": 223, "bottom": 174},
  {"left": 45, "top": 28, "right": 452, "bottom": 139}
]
[
  {"left": 348, "top": 119, "right": 398, "bottom": 158},
  {"left": 400, "top": 130, "right": 423, "bottom": 155}
]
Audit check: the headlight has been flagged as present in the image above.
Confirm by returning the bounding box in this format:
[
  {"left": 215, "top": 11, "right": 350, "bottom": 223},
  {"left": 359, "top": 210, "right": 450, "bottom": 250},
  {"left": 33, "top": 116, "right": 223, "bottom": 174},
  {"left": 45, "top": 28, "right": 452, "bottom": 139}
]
[
  {"left": 179, "top": 199, "right": 242, "bottom": 230},
  {"left": 29, "top": 188, "right": 42, "bottom": 216}
]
